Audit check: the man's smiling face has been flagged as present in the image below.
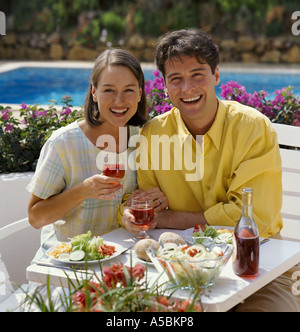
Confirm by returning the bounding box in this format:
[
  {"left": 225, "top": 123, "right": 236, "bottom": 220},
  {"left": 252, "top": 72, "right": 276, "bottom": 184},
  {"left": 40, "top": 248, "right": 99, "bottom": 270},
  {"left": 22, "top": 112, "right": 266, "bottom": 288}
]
[{"left": 164, "top": 55, "right": 220, "bottom": 135}]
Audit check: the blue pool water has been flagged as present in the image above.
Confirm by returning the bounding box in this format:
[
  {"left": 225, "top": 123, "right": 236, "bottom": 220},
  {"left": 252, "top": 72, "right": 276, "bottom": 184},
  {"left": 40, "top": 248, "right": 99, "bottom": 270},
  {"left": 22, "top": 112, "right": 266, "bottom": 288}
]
[{"left": 0, "top": 66, "right": 300, "bottom": 106}]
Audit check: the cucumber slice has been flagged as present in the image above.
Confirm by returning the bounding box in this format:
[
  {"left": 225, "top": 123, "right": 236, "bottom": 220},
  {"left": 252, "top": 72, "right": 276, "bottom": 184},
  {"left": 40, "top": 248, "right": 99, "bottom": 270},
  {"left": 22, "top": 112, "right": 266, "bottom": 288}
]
[
  {"left": 58, "top": 253, "right": 70, "bottom": 262},
  {"left": 69, "top": 250, "right": 85, "bottom": 261}
]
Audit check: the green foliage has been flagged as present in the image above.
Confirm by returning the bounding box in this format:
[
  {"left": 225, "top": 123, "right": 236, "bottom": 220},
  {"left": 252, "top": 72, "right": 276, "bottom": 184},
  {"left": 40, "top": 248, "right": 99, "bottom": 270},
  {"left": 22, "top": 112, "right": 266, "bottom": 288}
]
[
  {"left": 74, "top": 18, "right": 101, "bottom": 48},
  {"left": 265, "top": 21, "right": 285, "bottom": 37},
  {"left": 134, "top": 9, "right": 163, "bottom": 37},
  {"left": 72, "top": 0, "right": 100, "bottom": 12},
  {"left": 101, "top": 11, "right": 126, "bottom": 37},
  {"left": 165, "top": 2, "right": 199, "bottom": 31},
  {"left": 213, "top": 0, "right": 273, "bottom": 14},
  {"left": 6, "top": 0, "right": 299, "bottom": 39},
  {"left": 0, "top": 97, "right": 83, "bottom": 174}
]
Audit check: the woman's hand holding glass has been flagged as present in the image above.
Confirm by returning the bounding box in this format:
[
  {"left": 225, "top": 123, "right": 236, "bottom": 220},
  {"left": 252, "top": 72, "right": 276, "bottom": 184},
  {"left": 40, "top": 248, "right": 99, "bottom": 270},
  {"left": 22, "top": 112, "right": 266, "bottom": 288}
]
[{"left": 81, "top": 174, "right": 123, "bottom": 200}]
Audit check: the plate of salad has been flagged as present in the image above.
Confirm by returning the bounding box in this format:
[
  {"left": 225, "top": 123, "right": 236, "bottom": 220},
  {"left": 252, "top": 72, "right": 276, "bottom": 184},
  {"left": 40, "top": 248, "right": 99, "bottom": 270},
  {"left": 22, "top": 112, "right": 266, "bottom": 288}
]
[
  {"left": 182, "top": 224, "right": 234, "bottom": 245},
  {"left": 47, "top": 231, "right": 124, "bottom": 264}
]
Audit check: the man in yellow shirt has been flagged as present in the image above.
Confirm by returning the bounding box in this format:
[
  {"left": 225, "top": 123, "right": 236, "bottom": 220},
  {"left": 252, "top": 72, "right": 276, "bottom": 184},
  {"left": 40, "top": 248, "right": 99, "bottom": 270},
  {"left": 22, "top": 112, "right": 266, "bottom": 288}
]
[
  {"left": 137, "top": 99, "right": 282, "bottom": 238},
  {"left": 124, "top": 28, "right": 282, "bottom": 238},
  {"left": 122, "top": 28, "right": 300, "bottom": 312}
]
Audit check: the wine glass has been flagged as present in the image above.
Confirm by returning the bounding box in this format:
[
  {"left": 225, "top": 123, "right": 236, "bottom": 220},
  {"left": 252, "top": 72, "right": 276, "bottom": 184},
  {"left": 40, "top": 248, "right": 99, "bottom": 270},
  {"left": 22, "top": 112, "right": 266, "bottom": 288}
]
[
  {"left": 101, "top": 154, "right": 126, "bottom": 179},
  {"left": 130, "top": 198, "right": 154, "bottom": 240}
]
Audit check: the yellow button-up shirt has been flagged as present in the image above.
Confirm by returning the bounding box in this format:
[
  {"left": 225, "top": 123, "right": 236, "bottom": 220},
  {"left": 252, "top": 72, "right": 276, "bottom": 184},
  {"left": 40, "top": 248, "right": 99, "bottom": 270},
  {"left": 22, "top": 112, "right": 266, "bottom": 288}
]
[{"left": 137, "top": 99, "right": 283, "bottom": 237}]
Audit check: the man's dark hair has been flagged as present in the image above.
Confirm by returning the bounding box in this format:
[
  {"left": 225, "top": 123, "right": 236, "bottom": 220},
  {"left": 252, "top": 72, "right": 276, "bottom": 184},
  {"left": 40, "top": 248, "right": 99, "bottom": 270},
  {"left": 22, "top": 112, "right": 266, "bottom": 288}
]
[{"left": 155, "top": 28, "right": 220, "bottom": 77}]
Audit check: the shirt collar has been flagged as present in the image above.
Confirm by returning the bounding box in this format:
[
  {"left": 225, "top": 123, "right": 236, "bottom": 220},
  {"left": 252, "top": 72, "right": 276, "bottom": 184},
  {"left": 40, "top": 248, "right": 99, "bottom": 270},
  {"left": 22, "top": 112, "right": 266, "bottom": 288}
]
[
  {"left": 173, "top": 108, "right": 192, "bottom": 143},
  {"left": 206, "top": 98, "right": 226, "bottom": 150},
  {"left": 173, "top": 98, "right": 225, "bottom": 149}
]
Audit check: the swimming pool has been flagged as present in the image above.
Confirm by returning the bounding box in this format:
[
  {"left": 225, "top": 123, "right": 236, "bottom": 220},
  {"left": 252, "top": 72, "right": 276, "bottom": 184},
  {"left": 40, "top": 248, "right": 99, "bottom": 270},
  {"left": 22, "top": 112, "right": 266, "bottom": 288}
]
[
  {"left": 0, "top": 63, "right": 155, "bottom": 106},
  {"left": 0, "top": 63, "right": 300, "bottom": 106}
]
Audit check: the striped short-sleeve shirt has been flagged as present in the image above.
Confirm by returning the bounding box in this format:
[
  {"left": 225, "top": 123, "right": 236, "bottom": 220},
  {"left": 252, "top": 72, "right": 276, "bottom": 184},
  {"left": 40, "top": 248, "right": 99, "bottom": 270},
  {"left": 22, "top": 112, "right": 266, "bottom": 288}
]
[{"left": 27, "top": 120, "right": 139, "bottom": 242}]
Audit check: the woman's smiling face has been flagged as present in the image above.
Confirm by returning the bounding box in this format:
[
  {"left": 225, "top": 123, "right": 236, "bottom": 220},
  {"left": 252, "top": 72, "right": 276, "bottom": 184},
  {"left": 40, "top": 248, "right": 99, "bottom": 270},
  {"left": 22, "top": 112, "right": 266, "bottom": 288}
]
[
  {"left": 164, "top": 55, "right": 220, "bottom": 135},
  {"left": 92, "top": 65, "right": 142, "bottom": 129}
]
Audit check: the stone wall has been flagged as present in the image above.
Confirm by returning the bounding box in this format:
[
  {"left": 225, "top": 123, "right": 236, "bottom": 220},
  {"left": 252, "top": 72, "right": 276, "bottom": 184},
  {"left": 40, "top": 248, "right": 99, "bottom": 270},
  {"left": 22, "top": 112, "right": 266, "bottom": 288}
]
[
  {"left": 0, "top": 32, "right": 157, "bottom": 63},
  {"left": 219, "top": 35, "right": 300, "bottom": 64},
  {"left": 0, "top": 31, "right": 300, "bottom": 64}
]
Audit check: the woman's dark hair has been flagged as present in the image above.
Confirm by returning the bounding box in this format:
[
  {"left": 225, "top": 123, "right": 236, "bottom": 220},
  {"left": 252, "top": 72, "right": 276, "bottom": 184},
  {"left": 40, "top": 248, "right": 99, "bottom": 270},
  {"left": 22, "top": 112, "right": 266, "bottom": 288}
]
[
  {"left": 84, "top": 48, "right": 148, "bottom": 127},
  {"left": 155, "top": 28, "right": 220, "bottom": 77}
]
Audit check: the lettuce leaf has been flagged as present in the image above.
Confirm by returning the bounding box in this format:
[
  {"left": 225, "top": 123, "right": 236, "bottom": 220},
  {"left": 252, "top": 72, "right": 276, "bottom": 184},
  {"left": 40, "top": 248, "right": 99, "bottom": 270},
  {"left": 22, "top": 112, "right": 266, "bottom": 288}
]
[
  {"left": 193, "top": 225, "right": 219, "bottom": 238},
  {"left": 71, "top": 231, "right": 92, "bottom": 251},
  {"left": 202, "top": 225, "right": 219, "bottom": 238},
  {"left": 70, "top": 231, "right": 105, "bottom": 260},
  {"left": 86, "top": 236, "right": 104, "bottom": 260}
]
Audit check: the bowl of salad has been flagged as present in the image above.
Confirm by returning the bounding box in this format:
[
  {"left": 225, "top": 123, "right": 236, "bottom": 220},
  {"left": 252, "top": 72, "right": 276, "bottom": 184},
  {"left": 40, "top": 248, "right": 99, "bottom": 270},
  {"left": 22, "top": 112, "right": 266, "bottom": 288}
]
[{"left": 147, "top": 235, "right": 233, "bottom": 289}]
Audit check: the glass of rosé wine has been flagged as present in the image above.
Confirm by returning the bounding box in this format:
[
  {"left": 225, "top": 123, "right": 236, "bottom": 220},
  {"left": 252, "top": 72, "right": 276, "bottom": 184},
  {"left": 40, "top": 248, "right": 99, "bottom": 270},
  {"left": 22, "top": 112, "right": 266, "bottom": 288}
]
[
  {"left": 102, "top": 163, "right": 125, "bottom": 179},
  {"left": 130, "top": 198, "right": 154, "bottom": 240},
  {"left": 101, "top": 154, "right": 126, "bottom": 179}
]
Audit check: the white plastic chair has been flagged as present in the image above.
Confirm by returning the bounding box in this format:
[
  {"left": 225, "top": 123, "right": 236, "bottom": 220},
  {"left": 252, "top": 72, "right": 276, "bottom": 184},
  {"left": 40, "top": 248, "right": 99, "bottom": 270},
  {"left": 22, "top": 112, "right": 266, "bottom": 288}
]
[
  {"left": 0, "top": 218, "right": 31, "bottom": 241},
  {"left": 0, "top": 218, "right": 65, "bottom": 312},
  {"left": 0, "top": 218, "right": 32, "bottom": 312},
  {"left": 273, "top": 123, "right": 300, "bottom": 241}
]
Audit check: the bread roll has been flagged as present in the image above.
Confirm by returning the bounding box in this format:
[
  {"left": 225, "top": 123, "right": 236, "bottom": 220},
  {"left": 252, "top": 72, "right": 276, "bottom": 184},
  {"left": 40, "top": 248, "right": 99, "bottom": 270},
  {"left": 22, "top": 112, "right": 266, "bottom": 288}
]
[
  {"left": 158, "top": 232, "right": 186, "bottom": 245},
  {"left": 134, "top": 239, "right": 160, "bottom": 261}
]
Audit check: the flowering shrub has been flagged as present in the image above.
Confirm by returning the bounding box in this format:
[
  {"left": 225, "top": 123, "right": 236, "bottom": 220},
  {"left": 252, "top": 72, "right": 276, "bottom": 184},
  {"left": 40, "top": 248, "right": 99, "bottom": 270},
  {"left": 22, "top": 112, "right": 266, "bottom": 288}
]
[
  {"left": 220, "top": 81, "right": 300, "bottom": 126},
  {"left": 72, "top": 262, "right": 202, "bottom": 312},
  {"left": 24, "top": 261, "right": 203, "bottom": 312},
  {"left": 145, "top": 70, "right": 173, "bottom": 118},
  {"left": 0, "top": 96, "right": 83, "bottom": 173},
  {"left": 145, "top": 71, "right": 300, "bottom": 127},
  {"left": 2, "top": 74, "right": 299, "bottom": 174}
]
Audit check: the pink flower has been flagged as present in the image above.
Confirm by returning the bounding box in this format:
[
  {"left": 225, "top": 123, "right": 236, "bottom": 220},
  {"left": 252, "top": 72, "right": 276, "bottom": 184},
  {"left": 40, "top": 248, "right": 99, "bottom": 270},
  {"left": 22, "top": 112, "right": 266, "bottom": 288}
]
[
  {"left": 1, "top": 109, "right": 10, "bottom": 121},
  {"left": 38, "top": 110, "right": 47, "bottom": 117},
  {"left": 249, "top": 91, "right": 268, "bottom": 109},
  {"left": 156, "top": 101, "right": 172, "bottom": 114},
  {"left": 131, "top": 264, "right": 146, "bottom": 281},
  {"left": 272, "top": 93, "right": 285, "bottom": 109},
  {"left": 61, "top": 107, "right": 71, "bottom": 116},
  {"left": 21, "top": 102, "right": 27, "bottom": 109},
  {"left": 294, "top": 119, "right": 300, "bottom": 126},
  {"left": 5, "top": 124, "right": 14, "bottom": 132},
  {"left": 60, "top": 107, "right": 72, "bottom": 120},
  {"left": 101, "top": 262, "right": 146, "bottom": 289},
  {"left": 220, "top": 81, "right": 245, "bottom": 99},
  {"left": 145, "top": 82, "right": 153, "bottom": 96}
]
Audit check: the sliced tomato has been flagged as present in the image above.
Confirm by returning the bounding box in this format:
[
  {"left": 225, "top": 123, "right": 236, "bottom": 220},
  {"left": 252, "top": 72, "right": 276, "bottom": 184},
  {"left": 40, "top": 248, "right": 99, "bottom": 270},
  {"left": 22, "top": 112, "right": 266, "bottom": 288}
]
[
  {"left": 193, "top": 224, "right": 206, "bottom": 233},
  {"left": 181, "top": 246, "right": 190, "bottom": 252},
  {"left": 101, "top": 244, "right": 116, "bottom": 256},
  {"left": 97, "top": 245, "right": 103, "bottom": 255},
  {"left": 188, "top": 249, "right": 198, "bottom": 257}
]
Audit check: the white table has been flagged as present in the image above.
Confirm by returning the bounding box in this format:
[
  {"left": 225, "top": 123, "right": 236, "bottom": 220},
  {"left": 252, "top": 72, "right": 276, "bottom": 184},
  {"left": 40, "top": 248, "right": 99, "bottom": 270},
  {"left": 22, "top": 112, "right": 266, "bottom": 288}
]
[{"left": 26, "top": 227, "right": 300, "bottom": 312}]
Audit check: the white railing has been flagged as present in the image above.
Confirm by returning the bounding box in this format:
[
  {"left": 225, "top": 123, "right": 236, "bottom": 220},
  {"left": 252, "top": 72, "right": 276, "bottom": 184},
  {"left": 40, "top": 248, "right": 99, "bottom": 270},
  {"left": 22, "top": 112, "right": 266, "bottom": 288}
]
[{"left": 273, "top": 123, "right": 300, "bottom": 241}]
